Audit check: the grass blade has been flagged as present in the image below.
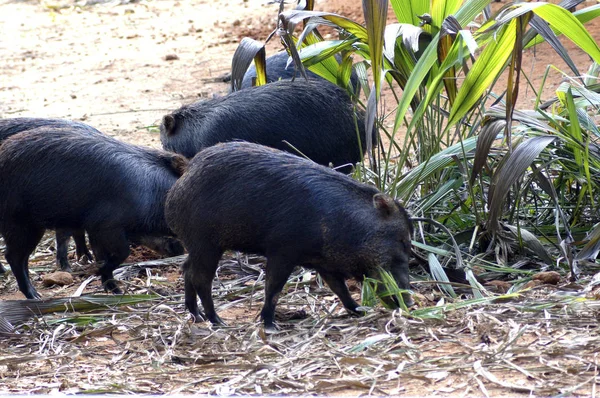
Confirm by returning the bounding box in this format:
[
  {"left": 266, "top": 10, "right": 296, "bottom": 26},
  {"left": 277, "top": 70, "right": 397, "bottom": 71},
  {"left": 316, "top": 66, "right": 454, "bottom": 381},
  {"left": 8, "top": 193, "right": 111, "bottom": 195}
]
[
  {"left": 0, "top": 295, "right": 161, "bottom": 325},
  {"left": 447, "top": 19, "right": 517, "bottom": 129},
  {"left": 487, "top": 135, "right": 557, "bottom": 232},
  {"left": 471, "top": 119, "right": 506, "bottom": 184},
  {"left": 428, "top": 253, "right": 457, "bottom": 297}
]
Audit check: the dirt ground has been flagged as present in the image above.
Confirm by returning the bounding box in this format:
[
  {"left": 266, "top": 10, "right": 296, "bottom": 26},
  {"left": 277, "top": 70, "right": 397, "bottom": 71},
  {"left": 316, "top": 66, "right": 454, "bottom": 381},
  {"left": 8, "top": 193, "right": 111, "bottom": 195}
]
[
  {"left": 1, "top": 0, "right": 600, "bottom": 396},
  {"left": 2, "top": 0, "right": 598, "bottom": 146}
]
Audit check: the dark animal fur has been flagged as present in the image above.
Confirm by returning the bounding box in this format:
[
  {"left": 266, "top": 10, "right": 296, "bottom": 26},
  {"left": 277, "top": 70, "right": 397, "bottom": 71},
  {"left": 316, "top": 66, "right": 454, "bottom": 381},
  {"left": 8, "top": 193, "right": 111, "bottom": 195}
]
[
  {"left": 0, "top": 118, "right": 102, "bottom": 271},
  {"left": 166, "top": 141, "right": 412, "bottom": 328},
  {"left": 0, "top": 127, "right": 186, "bottom": 298},
  {"left": 160, "top": 79, "right": 370, "bottom": 172}
]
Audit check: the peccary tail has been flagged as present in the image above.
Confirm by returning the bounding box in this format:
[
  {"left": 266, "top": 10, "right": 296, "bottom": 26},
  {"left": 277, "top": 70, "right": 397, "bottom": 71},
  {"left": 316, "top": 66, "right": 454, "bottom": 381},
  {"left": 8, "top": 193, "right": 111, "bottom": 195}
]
[{"left": 162, "top": 152, "right": 189, "bottom": 177}]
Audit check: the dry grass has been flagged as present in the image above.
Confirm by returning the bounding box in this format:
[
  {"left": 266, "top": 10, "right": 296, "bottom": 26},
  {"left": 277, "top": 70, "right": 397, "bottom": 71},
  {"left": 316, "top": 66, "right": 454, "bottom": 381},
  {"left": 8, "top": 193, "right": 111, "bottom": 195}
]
[{"left": 1, "top": 237, "right": 600, "bottom": 396}]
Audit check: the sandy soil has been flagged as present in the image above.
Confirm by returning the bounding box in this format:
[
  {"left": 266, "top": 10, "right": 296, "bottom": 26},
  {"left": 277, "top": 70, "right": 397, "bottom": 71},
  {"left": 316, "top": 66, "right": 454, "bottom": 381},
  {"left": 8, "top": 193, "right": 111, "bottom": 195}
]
[
  {"left": 0, "top": 0, "right": 598, "bottom": 295},
  {"left": 1, "top": 0, "right": 599, "bottom": 396},
  {"left": 0, "top": 0, "right": 372, "bottom": 146},
  {"left": 3, "top": 0, "right": 597, "bottom": 147}
]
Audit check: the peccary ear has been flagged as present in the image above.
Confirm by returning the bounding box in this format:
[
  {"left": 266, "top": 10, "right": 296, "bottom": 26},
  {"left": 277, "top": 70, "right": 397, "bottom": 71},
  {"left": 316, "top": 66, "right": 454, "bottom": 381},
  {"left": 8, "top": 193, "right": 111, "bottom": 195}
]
[
  {"left": 162, "top": 115, "right": 177, "bottom": 136},
  {"left": 373, "top": 193, "right": 396, "bottom": 216}
]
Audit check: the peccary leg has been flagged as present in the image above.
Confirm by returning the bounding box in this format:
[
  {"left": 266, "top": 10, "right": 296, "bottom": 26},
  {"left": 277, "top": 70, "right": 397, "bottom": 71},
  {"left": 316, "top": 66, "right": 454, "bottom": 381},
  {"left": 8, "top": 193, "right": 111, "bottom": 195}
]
[
  {"left": 318, "top": 271, "right": 361, "bottom": 315},
  {"left": 56, "top": 229, "right": 92, "bottom": 271},
  {"left": 73, "top": 230, "right": 93, "bottom": 263},
  {"left": 55, "top": 229, "right": 73, "bottom": 272},
  {"left": 184, "top": 265, "right": 205, "bottom": 322},
  {"left": 261, "top": 256, "right": 295, "bottom": 330},
  {"left": 88, "top": 230, "right": 130, "bottom": 295},
  {"left": 184, "top": 248, "right": 225, "bottom": 325},
  {"left": 4, "top": 225, "right": 44, "bottom": 299}
]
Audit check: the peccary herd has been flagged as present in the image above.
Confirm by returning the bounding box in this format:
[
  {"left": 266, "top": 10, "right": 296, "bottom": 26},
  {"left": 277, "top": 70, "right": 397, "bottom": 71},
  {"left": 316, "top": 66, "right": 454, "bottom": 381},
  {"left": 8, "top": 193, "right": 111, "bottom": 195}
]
[{"left": 0, "top": 54, "right": 413, "bottom": 329}]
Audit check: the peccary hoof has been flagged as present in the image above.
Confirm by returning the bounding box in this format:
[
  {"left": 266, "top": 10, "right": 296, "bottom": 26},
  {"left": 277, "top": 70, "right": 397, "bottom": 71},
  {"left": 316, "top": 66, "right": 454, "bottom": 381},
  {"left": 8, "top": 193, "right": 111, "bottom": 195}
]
[
  {"left": 209, "top": 314, "right": 227, "bottom": 327},
  {"left": 402, "top": 294, "right": 415, "bottom": 307},
  {"left": 190, "top": 311, "right": 206, "bottom": 323},
  {"left": 263, "top": 322, "right": 280, "bottom": 334},
  {"left": 25, "top": 286, "right": 42, "bottom": 300},
  {"left": 78, "top": 254, "right": 93, "bottom": 265},
  {"left": 351, "top": 306, "right": 369, "bottom": 316},
  {"left": 103, "top": 280, "right": 123, "bottom": 295},
  {"left": 59, "top": 264, "right": 73, "bottom": 273}
]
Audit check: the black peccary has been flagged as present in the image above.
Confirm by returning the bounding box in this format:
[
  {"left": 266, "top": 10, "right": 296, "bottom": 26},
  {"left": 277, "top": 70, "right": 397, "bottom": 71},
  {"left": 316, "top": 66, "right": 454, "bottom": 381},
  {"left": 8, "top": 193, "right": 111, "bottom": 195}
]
[
  {"left": 0, "top": 127, "right": 188, "bottom": 299},
  {"left": 0, "top": 118, "right": 100, "bottom": 272},
  {"left": 160, "top": 79, "right": 369, "bottom": 173},
  {"left": 0, "top": 117, "right": 99, "bottom": 140},
  {"left": 0, "top": 118, "right": 185, "bottom": 273},
  {"left": 165, "top": 141, "right": 413, "bottom": 330},
  {"left": 239, "top": 51, "right": 359, "bottom": 91}
]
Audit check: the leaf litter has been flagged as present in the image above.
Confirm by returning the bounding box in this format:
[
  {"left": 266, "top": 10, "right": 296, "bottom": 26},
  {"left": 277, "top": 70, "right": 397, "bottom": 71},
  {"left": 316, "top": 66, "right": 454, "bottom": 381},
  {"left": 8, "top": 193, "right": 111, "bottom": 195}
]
[{"left": 0, "top": 233, "right": 599, "bottom": 396}]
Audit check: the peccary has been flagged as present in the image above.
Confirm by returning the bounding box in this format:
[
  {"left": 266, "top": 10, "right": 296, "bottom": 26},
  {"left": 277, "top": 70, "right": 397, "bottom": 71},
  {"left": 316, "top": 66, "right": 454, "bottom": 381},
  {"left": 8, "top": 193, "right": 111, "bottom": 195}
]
[
  {"left": 0, "top": 118, "right": 185, "bottom": 273},
  {"left": 0, "top": 118, "right": 100, "bottom": 271},
  {"left": 165, "top": 141, "right": 413, "bottom": 330},
  {"left": 0, "top": 127, "right": 187, "bottom": 299},
  {"left": 160, "top": 79, "right": 369, "bottom": 173}
]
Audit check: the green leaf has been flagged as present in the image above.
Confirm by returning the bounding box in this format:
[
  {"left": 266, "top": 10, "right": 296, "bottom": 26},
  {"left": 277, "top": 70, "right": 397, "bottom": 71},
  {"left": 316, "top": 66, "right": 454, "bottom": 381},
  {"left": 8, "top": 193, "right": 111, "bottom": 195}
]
[
  {"left": 395, "top": 136, "right": 478, "bottom": 200},
  {"left": 447, "top": 19, "right": 517, "bottom": 129},
  {"left": 230, "top": 37, "right": 266, "bottom": 91},
  {"left": 297, "top": 39, "right": 357, "bottom": 84},
  {"left": 391, "top": 0, "right": 490, "bottom": 135},
  {"left": 279, "top": 10, "right": 368, "bottom": 41},
  {"left": 428, "top": 253, "right": 457, "bottom": 297},
  {"left": 524, "top": 5, "right": 600, "bottom": 49},
  {"left": 392, "top": 37, "right": 438, "bottom": 134},
  {"left": 531, "top": 3, "right": 600, "bottom": 64},
  {"left": 383, "top": 23, "right": 424, "bottom": 90},
  {"left": 431, "top": 0, "right": 463, "bottom": 32},
  {"left": 437, "top": 16, "right": 463, "bottom": 105},
  {"left": 417, "top": 177, "right": 462, "bottom": 214},
  {"left": 564, "top": 87, "right": 594, "bottom": 207},
  {"left": 487, "top": 136, "right": 556, "bottom": 232},
  {"left": 412, "top": 240, "right": 453, "bottom": 257},
  {"left": 390, "top": 0, "right": 430, "bottom": 26},
  {"left": 363, "top": 0, "right": 388, "bottom": 98}
]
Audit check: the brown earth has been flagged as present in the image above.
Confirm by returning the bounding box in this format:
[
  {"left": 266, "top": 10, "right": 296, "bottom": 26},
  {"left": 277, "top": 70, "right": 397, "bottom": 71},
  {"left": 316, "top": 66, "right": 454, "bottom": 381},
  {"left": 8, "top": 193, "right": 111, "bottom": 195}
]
[
  {"left": 1, "top": 0, "right": 600, "bottom": 396},
  {"left": 1, "top": 0, "right": 598, "bottom": 297},
  {"left": 3, "top": 0, "right": 598, "bottom": 146}
]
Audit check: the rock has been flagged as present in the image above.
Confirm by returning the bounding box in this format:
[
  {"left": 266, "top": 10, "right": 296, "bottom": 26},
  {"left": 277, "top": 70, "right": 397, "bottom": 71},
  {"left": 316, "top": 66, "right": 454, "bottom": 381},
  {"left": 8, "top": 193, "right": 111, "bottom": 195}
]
[
  {"left": 532, "top": 271, "right": 561, "bottom": 285},
  {"left": 589, "top": 285, "right": 600, "bottom": 300},
  {"left": 42, "top": 271, "right": 74, "bottom": 287},
  {"left": 165, "top": 54, "right": 179, "bottom": 61},
  {"left": 485, "top": 280, "right": 512, "bottom": 293},
  {"left": 522, "top": 279, "right": 543, "bottom": 290}
]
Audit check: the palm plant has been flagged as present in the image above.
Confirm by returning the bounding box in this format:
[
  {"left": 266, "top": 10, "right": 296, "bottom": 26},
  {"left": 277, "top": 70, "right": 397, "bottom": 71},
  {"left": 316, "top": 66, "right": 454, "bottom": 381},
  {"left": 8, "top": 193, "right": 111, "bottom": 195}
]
[{"left": 232, "top": 0, "right": 600, "bottom": 301}]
